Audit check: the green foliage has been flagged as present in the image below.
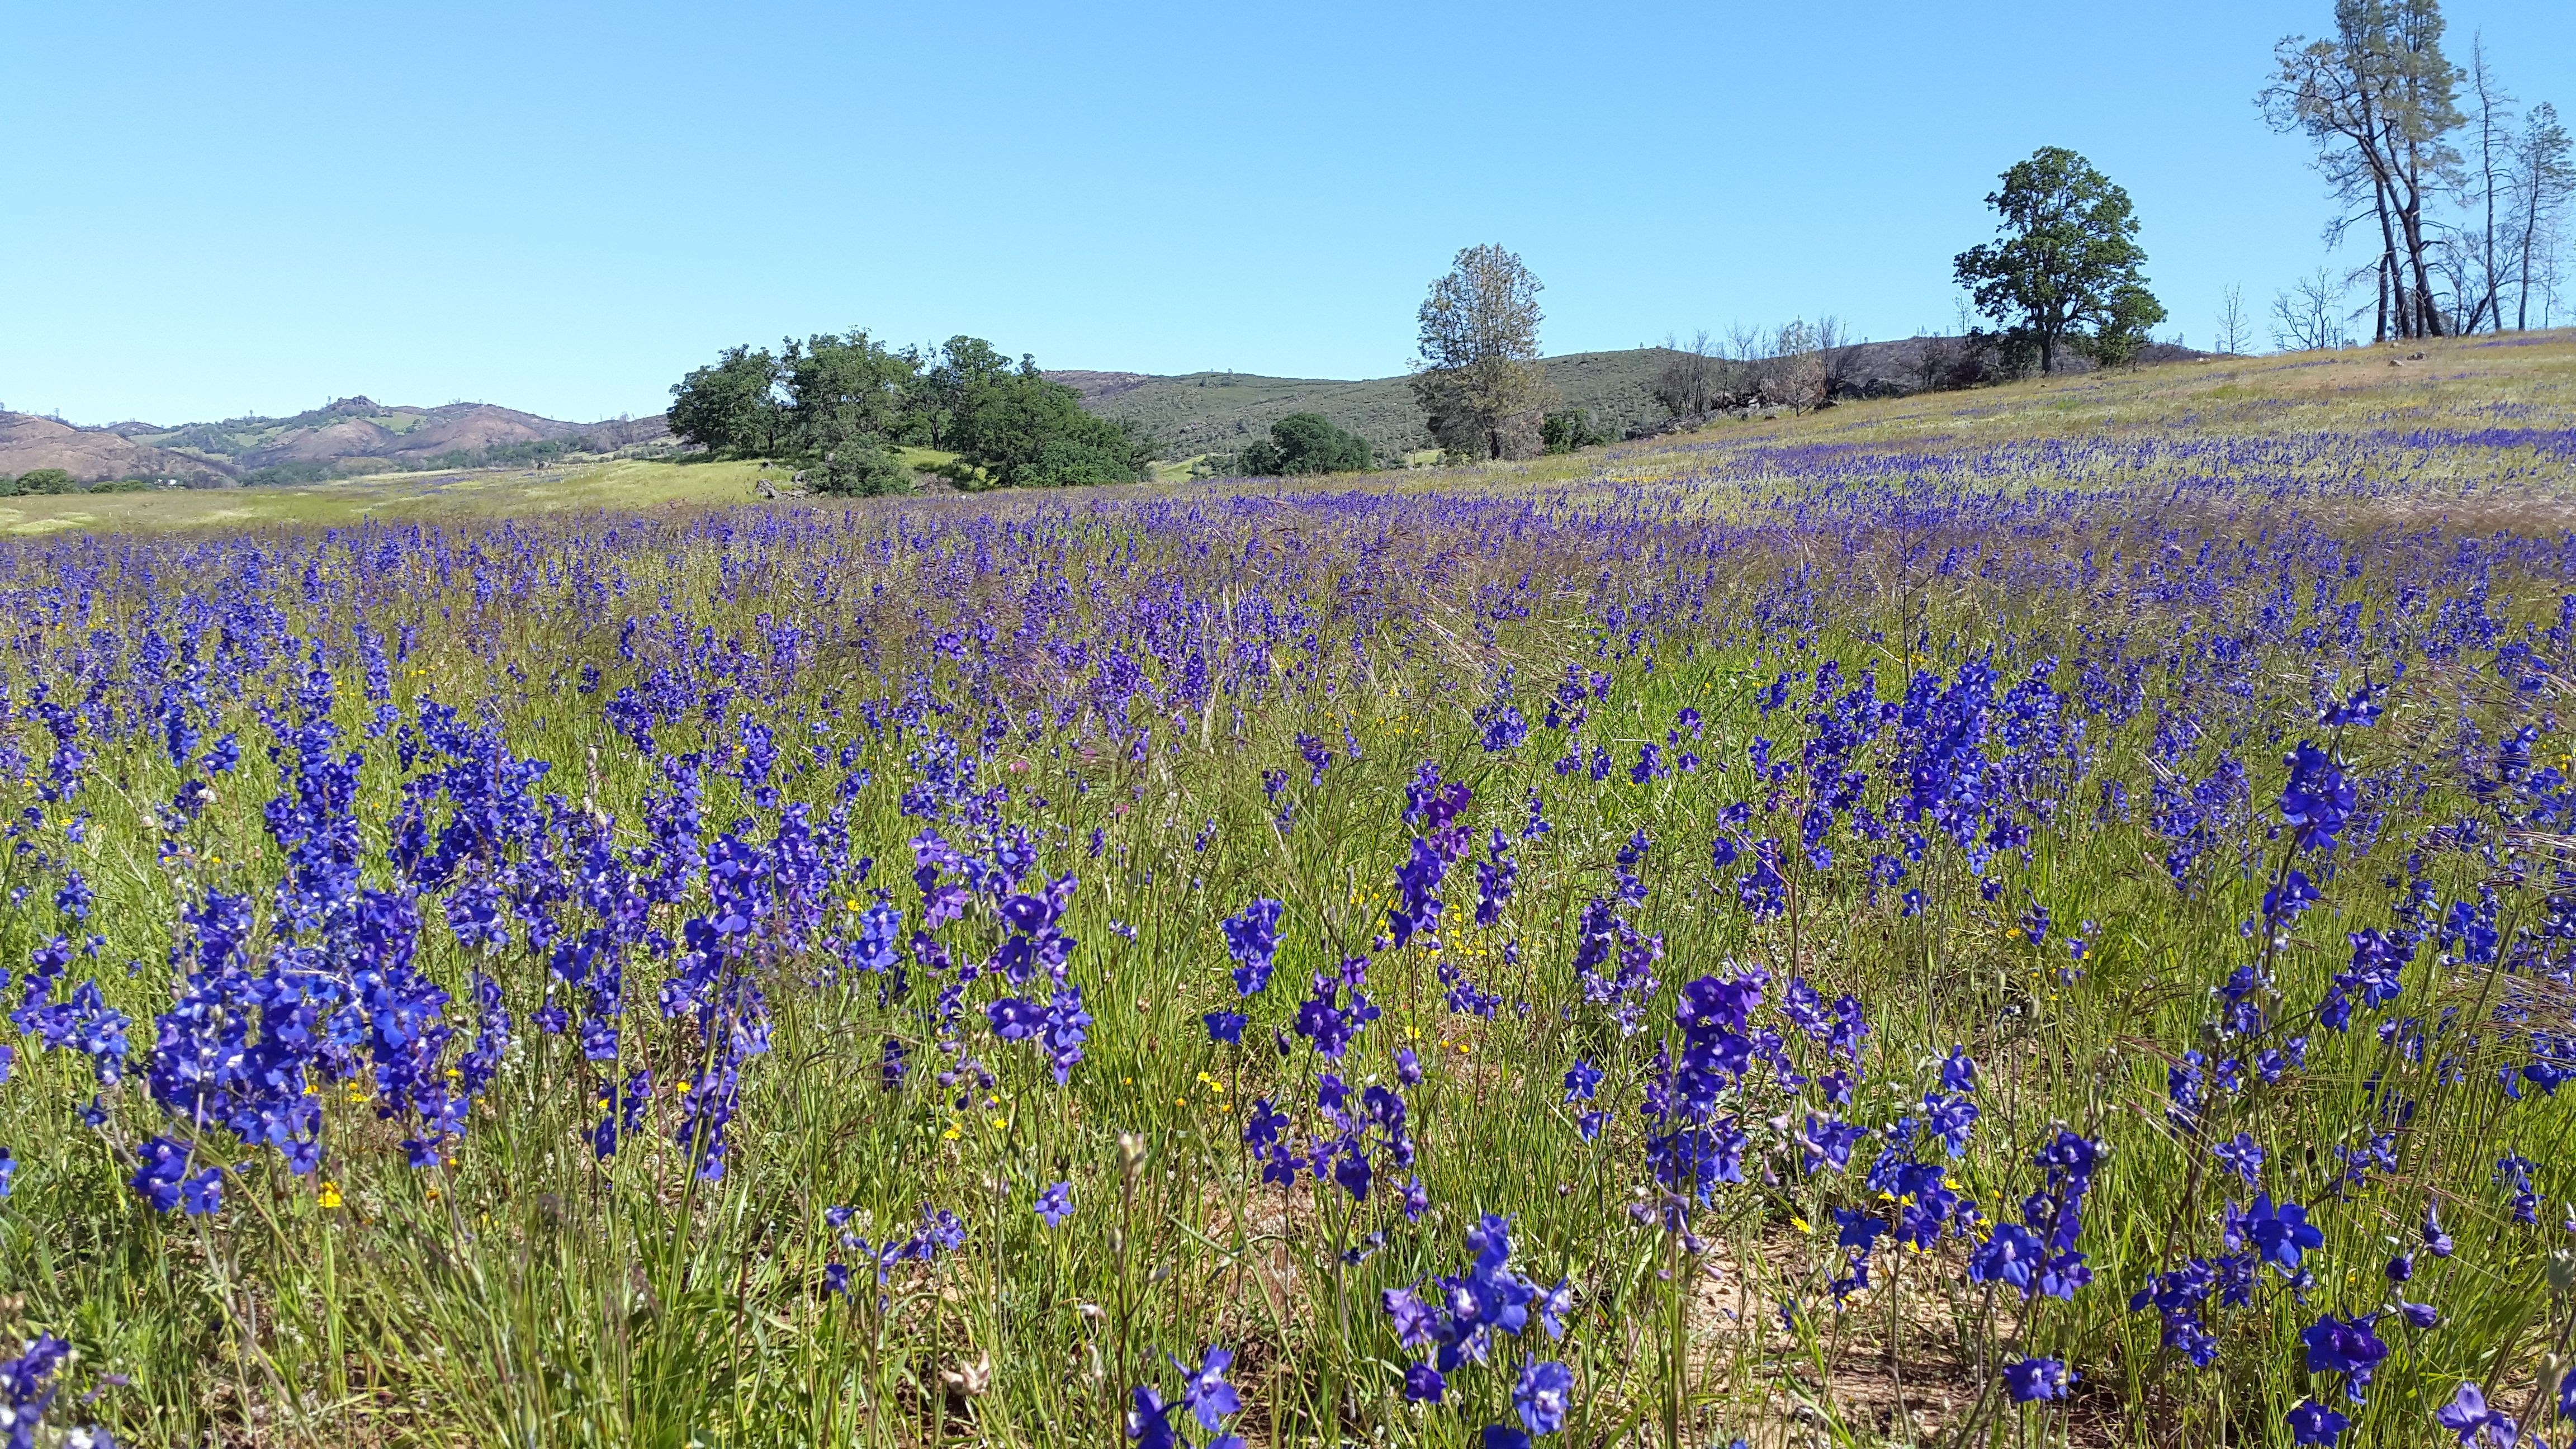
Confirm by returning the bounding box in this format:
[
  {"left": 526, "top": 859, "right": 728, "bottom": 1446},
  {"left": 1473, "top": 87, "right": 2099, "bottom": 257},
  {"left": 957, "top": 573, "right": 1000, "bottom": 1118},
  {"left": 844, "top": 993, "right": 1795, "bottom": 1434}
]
[
  {"left": 418, "top": 437, "right": 595, "bottom": 473},
  {"left": 240, "top": 460, "right": 337, "bottom": 487},
  {"left": 664, "top": 333, "right": 1139, "bottom": 489},
  {"left": 90, "top": 477, "right": 153, "bottom": 494},
  {"left": 2, "top": 468, "right": 76, "bottom": 496},
  {"left": 781, "top": 331, "right": 912, "bottom": 467},
  {"left": 1410, "top": 244, "right": 1551, "bottom": 459},
  {"left": 1954, "top": 146, "right": 2167, "bottom": 375},
  {"left": 1540, "top": 408, "right": 1609, "bottom": 453},
  {"left": 907, "top": 335, "right": 1017, "bottom": 451},
  {"left": 944, "top": 355, "right": 1148, "bottom": 488},
  {"left": 667, "top": 344, "right": 783, "bottom": 455},
  {"left": 1238, "top": 411, "right": 1373, "bottom": 475},
  {"left": 813, "top": 442, "right": 910, "bottom": 497}
]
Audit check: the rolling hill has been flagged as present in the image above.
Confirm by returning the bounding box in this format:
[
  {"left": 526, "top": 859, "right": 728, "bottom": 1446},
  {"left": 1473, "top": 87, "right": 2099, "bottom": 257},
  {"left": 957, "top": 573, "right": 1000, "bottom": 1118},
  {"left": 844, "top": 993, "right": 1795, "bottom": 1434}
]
[
  {"left": 1, "top": 397, "right": 670, "bottom": 483},
  {"left": 1050, "top": 349, "right": 1679, "bottom": 460}
]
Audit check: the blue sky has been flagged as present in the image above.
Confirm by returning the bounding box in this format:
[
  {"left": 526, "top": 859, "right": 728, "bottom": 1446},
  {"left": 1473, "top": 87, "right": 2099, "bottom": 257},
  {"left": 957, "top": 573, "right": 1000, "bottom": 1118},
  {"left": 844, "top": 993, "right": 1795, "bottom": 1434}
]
[{"left": 5, "top": 0, "right": 2571, "bottom": 425}]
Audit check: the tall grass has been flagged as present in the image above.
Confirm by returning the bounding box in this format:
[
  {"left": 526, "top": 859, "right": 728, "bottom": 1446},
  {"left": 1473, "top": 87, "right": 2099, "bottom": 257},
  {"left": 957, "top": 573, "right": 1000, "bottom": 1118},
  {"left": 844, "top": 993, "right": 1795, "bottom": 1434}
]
[{"left": 0, "top": 387, "right": 2572, "bottom": 1448}]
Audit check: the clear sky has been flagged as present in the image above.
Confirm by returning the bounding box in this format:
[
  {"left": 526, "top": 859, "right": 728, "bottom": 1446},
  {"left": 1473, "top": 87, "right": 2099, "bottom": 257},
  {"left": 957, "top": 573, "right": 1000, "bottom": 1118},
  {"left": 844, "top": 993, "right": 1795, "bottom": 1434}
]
[{"left": 5, "top": 0, "right": 2572, "bottom": 427}]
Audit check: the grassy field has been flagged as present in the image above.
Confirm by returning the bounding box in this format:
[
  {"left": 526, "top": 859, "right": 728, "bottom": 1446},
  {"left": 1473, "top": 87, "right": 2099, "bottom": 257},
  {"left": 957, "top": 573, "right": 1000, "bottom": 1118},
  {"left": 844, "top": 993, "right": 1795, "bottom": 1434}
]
[
  {"left": 3, "top": 334, "right": 2575, "bottom": 1447},
  {"left": 15, "top": 334, "right": 2563, "bottom": 539},
  {"left": 0, "top": 457, "right": 784, "bottom": 534}
]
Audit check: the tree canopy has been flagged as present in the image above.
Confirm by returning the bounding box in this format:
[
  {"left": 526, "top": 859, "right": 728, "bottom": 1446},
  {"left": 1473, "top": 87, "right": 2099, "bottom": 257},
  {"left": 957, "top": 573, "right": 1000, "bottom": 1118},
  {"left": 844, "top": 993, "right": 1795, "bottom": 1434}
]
[
  {"left": 1953, "top": 148, "right": 2166, "bottom": 375},
  {"left": 1238, "top": 412, "right": 1374, "bottom": 476},
  {"left": 1, "top": 468, "right": 75, "bottom": 497},
  {"left": 664, "top": 331, "right": 1148, "bottom": 493},
  {"left": 1409, "top": 244, "right": 1551, "bottom": 461},
  {"left": 946, "top": 354, "right": 1149, "bottom": 489}
]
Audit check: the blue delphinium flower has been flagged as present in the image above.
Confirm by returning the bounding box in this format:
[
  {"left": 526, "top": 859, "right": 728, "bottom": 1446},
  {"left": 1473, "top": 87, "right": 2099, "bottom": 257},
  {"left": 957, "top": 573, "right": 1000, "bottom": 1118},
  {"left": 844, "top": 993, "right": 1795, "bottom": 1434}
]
[
  {"left": 1970, "top": 1224, "right": 2047, "bottom": 1294},
  {"left": 0, "top": 1332, "right": 111, "bottom": 1448},
  {"left": 1939, "top": 1046, "right": 1977, "bottom": 1092},
  {"left": 2286, "top": 1397, "right": 2350, "bottom": 1446},
  {"left": 1126, "top": 1385, "right": 1181, "bottom": 1449},
  {"left": 1221, "top": 899, "right": 1284, "bottom": 996},
  {"left": 2000, "top": 1356, "right": 2073, "bottom": 1402},
  {"left": 130, "top": 1135, "right": 195, "bottom": 1213},
  {"left": 2212, "top": 1133, "right": 2265, "bottom": 1189},
  {"left": 1514, "top": 1359, "right": 1571, "bottom": 1434},
  {"left": 2433, "top": 1382, "right": 2515, "bottom": 1446},
  {"left": 1920, "top": 1090, "right": 1978, "bottom": 1157},
  {"left": 2129, "top": 1259, "right": 2220, "bottom": 1367},
  {"left": 2319, "top": 680, "right": 2380, "bottom": 728},
  {"left": 2423, "top": 1204, "right": 2455, "bottom": 1258},
  {"left": 1035, "top": 1180, "right": 1073, "bottom": 1228},
  {"left": 2231, "top": 1193, "right": 2325, "bottom": 1276},
  {"left": 2279, "top": 741, "right": 2357, "bottom": 851},
  {"left": 1173, "top": 1345, "right": 1242, "bottom": 1432},
  {"left": 2301, "top": 1313, "right": 2389, "bottom": 1402}
]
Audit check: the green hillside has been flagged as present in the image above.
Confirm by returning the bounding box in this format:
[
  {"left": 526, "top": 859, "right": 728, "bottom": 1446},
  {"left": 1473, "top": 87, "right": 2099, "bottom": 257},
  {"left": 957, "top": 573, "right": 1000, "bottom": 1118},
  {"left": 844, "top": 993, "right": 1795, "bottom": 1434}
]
[{"left": 1080, "top": 348, "right": 1683, "bottom": 460}]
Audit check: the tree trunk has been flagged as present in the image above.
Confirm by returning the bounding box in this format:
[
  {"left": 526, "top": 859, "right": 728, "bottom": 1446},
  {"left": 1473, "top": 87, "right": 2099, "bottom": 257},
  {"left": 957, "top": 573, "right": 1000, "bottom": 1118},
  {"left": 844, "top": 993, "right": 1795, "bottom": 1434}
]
[
  {"left": 2397, "top": 135, "right": 2444, "bottom": 336},
  {"left": 2372, "top": 178, "right": 2402, "bottom": 340},
  {"left": 2519, "top": 177, "right": 2544, "bottom": 330}
]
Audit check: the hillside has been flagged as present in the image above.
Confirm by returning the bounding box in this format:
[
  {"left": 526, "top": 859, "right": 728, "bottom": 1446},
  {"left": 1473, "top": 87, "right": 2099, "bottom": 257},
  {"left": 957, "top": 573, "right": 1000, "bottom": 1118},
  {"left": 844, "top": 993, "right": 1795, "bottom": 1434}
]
[
  {"left": 1054, "top": 340, "right": 2214, "bottom": 460},
  {"left": 0, "top": 412, "right": 228, "bottom": 485},
  {"left": 1050, "top": 349, "right": 1673, "bottom": 459},
  {"left": 1, "top": 397, "right": 670, "bottom": 483}
]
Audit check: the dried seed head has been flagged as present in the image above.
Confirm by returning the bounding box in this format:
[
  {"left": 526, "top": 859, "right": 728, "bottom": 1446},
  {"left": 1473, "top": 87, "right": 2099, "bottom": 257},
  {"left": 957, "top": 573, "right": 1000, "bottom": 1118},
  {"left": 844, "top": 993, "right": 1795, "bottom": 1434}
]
[{"left": 939, "top": 1352, "right": 993, "bottom": 1398}]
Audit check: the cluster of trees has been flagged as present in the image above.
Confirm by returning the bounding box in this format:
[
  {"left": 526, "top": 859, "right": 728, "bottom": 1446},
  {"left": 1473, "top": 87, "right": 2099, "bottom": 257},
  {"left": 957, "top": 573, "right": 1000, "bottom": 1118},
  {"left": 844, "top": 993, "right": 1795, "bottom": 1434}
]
[
  {"left": 418, "top": 436, "right": 596, "bottom": 472},
  {"left": 2261, "top": 0, "right": 2572, "bottom": 340},
  {"left": 1651, "top": 318, "right": 1877, "bottom": 422},
  {"left": 667, "top": 333, "right": 1150, "bottom": 494},
  {"left": 1230, "top": 412, "right": 1376, "bottom": 476},
  {"left": 0, "top": 469, "right": 154, "bottom": 496}
]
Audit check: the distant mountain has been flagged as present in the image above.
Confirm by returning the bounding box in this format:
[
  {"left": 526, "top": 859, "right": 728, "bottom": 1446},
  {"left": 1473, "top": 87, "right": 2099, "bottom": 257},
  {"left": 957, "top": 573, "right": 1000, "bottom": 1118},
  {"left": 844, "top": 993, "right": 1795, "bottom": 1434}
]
[
  {"left": 0, "top": 396, "right": 670, "bottom": 482},
  {"left": 0, "top": 412, "right": 221, "bottom": 484}
]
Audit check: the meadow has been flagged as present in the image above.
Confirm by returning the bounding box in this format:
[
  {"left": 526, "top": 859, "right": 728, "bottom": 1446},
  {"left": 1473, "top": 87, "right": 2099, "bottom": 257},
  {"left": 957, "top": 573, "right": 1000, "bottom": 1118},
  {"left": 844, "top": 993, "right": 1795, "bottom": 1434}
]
[{"left": 3, "top": 335, "right": 2576, "bottom": 1448}]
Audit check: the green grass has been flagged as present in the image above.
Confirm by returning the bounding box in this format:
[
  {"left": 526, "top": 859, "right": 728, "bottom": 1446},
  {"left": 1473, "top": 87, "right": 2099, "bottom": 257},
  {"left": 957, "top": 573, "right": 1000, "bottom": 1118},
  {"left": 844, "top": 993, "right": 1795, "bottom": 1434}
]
[{"left": 22, "top": 331, "right": 2566, "bottom": 536}]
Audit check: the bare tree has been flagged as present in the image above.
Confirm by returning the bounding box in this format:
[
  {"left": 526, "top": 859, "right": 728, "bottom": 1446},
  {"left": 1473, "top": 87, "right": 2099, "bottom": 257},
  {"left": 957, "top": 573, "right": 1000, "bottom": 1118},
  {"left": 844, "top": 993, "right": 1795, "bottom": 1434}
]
[
  {"left": 2460, "top": 35, "right": 2512, "bottom": 332},
  {"left": 2511, "top": 102, "right": 2574, "bottom": 330},
  {"left": 1651, "top": 330, "right": 1722, "bottom": 419},
  {"left": 1816, "top": 316, "right": 1870, "bottom": 399},
  {"left": 2216, "top": 283, "right": 2252, "bottom": 354},
  {"left": 1772, "top": 319, "right": 1828, "bottom": 415},
  {"left": 1409, "top": 245, "right": 1550, "bottom": 460},
  {"left": 2271, "top": 268, "right": 2352, "bottom": 351}
]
